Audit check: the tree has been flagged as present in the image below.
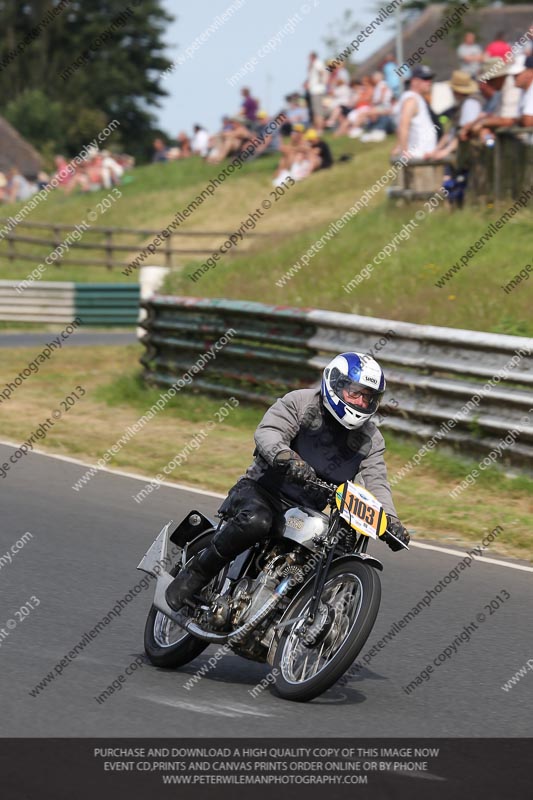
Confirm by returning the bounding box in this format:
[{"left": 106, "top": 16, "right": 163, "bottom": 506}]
[
  {"left": 0, "top": 0, "right": 174, "bottom": 161},
  {"left": 322, "top": 9, "right": 362, "bottom": 73}
]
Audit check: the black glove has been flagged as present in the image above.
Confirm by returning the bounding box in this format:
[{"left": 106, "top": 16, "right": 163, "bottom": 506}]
[
  {"left": 273, "top": 450, "right": 317, "bottom": 486},
  {"left": 381, "top": 517, "right": 410, "bottom": 551}
]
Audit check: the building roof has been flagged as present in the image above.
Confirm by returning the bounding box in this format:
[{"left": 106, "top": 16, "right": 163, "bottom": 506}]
[
  {"left": 0, "top": 116, "right": 43, "bottom": 178},
  {"left": 356, "top": 3, "right": 533, "bottom": 81}
]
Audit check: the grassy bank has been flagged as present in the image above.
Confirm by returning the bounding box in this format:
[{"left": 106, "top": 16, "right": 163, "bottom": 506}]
[{"left": 1, "top": 138, "right": 531, "bottom": 335}]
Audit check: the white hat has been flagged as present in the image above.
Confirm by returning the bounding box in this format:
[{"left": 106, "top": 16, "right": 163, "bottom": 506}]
[{"left": 507, "top": 54, "right": 527, "bottom": 75}]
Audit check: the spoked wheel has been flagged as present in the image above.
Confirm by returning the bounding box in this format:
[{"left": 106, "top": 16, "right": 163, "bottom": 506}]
[
  {"left": 143, "top": 536, "right": 214, "bottom": 668},
  {"left": 272, "top": 559, "right": 381, "bottom": 702}
]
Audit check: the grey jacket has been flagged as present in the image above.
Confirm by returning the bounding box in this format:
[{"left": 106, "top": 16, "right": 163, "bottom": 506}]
[{"left": 245, "top": 388, "right": 398, "bottom": 517}]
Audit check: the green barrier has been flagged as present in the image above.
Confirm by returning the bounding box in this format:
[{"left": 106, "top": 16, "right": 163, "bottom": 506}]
[{"left": 75, "top": 283, "right": 140, "bottom": 326}]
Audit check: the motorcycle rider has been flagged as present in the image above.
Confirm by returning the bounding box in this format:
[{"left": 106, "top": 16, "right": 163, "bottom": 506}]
[{"left": 166, "top": 352, "right": 410, "bottom": 611}]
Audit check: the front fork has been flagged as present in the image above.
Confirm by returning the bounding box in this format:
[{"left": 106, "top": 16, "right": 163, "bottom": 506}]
[{"left": 306, "top": 513, "right": 342, "bottom": 623}]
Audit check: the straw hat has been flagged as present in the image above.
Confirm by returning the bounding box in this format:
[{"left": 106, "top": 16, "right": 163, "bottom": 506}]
[{"left": 449, "top": 70, "right": 478, "bottom": 94}]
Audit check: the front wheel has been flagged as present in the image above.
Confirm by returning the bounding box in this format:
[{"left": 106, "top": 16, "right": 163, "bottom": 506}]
[{"left": 271, "top": 559, "right": 381, "bottom": 702}]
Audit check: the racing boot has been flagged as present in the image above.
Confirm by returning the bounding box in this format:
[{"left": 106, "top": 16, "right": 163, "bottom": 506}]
[{"left": 165, "top": 541, "right": 228, "bottom": 611}]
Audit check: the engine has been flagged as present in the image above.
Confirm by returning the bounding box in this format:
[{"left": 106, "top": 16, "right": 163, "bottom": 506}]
[{"left": 227, "top": 546, "right": 306, "bottom": 660}]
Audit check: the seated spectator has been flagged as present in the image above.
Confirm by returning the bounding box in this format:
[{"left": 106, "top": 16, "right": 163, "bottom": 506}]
[
  {"left": 101, "top": 150, "right": 124, "bottom": 187},
  {"left": 457, "top": 31, "right": 484, "bottom": 78},
  {"left": 191, "top": 124, "right": 210, "bottom": 157},
  {"left": 282, "top": 93, "right": 310, "bottom": 135},
  {"left": 207, "top": 118, "right": 253, "bottom": 163},
  {"left": 273, "top": 124, "right": 309, "bottom": 184},
  {"left": 392, "top": 65, "right": 437, "bottom": 159},
  {"left": 485, "top": 31, "right": 511, "bottom": 60},
  {"left": 6, "top": 167, "right": 37, "bottom": 202},
  {"left": 511, "top": 54, "right": 533, "bottom": 126},
  {"left": 334, "top": 75, "right": 374, "bottom": 138},
  {"left": 241, "top": 87, "right": 259, "bottom": 123},
  {"left": 304, "top": 128, "right": 333, "bottom": 170},
  {"left": 175, "top": 132, "right": 192, "bottom": 158},
  {"left": 152, "top": 138, "right": 168, "bottom": 162},
  {"left": 0, "top": 172, "right": 7, "bottom": 203},
  {"left": 250, "top": 110, "right": 283, "bottom": 157},
  {"left": 359, "top": 71, "right": 396, "bottom": 142},
  {"left": 325, "top": 78, "right": 353, "bottom": 129}
]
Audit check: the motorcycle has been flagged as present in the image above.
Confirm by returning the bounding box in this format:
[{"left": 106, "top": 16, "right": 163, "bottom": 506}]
[{"left": 138, "top": 478, "right": 408, "bottom": 702}]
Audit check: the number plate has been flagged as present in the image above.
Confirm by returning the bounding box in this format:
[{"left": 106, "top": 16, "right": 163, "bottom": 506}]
[{"left": 335, "top": 482, "right": 387, "bottom": 538}]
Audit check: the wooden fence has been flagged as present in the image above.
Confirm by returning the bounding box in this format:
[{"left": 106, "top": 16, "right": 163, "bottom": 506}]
[{"left": 0, "top": 219, "right": 261, "bottom": 271}]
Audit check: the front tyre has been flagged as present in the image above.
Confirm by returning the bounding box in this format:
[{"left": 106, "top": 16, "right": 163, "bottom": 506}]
[{"left": 272, "top": 559, "right": 381, "bottom": 702}]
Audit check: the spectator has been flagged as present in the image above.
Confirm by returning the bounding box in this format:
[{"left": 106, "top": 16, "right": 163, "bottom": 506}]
[
  {"left": 334, "top": 76, "right": 374, "bottom": 138},
  {"left": 425, "top": 71, "right": 482, "bottom": 159},
  {"left": 5, "top": 168, "right": 36, "bottom": 202},
  {"left": 510, "top": 54, "right": 533, "bottom": 126},
  {"left": 282, "top": 94, "right": 310, "bottom": 134},
  {"left": 207, "top": 118, "right": 252, "bottom": 164},
  {"left": 325, "top": 78, "right": 353, "bottom": 129},
  {"left": 392, "top": 65, "right": 437, "bottom": 159},
  {"left": 241, "top": 87, "right": 258, "bottom": 123},
  {"left": 485, "top": 31, "right": 511, "bottom": 60},
  {"left": 0, "top": 172, "right": 7, "bottom": 203},
  {"left": 252, "top": 110, "right": 283, "bottom": 156},
  {"left": 152, "top": 138, "right": 168, "bottom": 163},
  {"left": 382, "top": 52, "right": 401, "bottom": 98},
  {"left": 460, "top": 58, "right": 509, "bottom": 142},
  {"left": 465, "top": 57, "right": 522, "bottom": 136},
  {"left": 101, "top": 150, "right": 124, "bottom": 188},
  {"left": 457, "top": 31, "right": 484, "bottom": 78},
  {"left": 175, "top": 132, "right": 192, "bottom": 158},
  {"left": 307, "top": 52, "right": 328, "bottom": 131},
  {"left": 304, "top": 128, "right": 333, "bottom": 170},
  {"left": 191, "top": 124, "right": 210, "bottom": 157}
]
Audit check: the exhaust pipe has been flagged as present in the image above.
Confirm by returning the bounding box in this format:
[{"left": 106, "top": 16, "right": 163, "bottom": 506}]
[{"left": 138, "top": 524, "right": 294, "bottom": 644}]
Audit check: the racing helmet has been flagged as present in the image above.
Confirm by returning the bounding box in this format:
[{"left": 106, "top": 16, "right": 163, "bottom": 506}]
[{"left": 321, "top": 352, "right": 385, "bottom": 429}]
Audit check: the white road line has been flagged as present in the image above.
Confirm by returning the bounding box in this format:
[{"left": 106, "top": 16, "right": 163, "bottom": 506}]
[
  {"left": 138, "top": 695, "right": 275, "bottom": 717},
  {"left": 1, "top": 441, "right": 531, "bottom": 572}
]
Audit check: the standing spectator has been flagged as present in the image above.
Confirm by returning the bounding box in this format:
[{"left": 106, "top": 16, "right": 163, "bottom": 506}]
[
  {"left": 392, "top": 65, "right": 438, "bottom": 159},
  {"left": 382, "top": 52, "right": 401, "bottom": 98},
  {"left": 425, "top": 71, "right": 482, "bottom": 159},
  {"left": 191, "top": 124, "right": 210, "bottom": 157},
  {"left": 510, "top": 54, "right": 533, "bottom": 126},
  {"left": 307, "top": 52, "right": 328, "bottom": 131},
  {"left": 457, "top": 31, "right": 484, "bottom": 77},
  {"left": 241, "top": 87, "right": 258, "bottom": 123},
  {"left": 485, "top": 31, "right": 512, "bottom": 60}
]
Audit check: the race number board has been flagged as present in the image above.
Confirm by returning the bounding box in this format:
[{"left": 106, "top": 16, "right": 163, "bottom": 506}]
[{"left": 335, "top": 482, "right": 387, "bottom": 538}]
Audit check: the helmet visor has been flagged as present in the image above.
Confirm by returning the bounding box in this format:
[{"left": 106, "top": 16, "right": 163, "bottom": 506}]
[{"left": 331, "top": 374, "right": 383, "bottom": 414}]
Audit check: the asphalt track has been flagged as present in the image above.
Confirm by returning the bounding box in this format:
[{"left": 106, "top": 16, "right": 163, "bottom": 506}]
[
  {"left": 1, "top": 442, "right": 532, "bottom": 738},
  {"left": 0, "top": 332, "right": 137, "bottom": 347}
]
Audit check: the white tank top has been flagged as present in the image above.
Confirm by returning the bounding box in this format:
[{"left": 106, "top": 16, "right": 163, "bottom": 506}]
[{"left": 397, "top": 90, "right": 437, "bottom": 157}]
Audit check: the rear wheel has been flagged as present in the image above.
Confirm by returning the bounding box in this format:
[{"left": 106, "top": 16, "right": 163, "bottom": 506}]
[
  {"left": 143, "top": 535, "right": 214, "bottom": 668},
  {"left": 272, "top": 559, "right": 381, "bottom": 702}
]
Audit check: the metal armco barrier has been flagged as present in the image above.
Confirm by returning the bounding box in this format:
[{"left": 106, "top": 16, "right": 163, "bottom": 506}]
[
  {"left": 140, "top": 297, "right": 533, "bottom": 467},
  {"left": 0, "top": 280, "right": 139, "bottom": 325}
]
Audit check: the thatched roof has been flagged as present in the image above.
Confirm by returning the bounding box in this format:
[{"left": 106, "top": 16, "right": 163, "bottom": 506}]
[
  {"left": 0, "top": 116, "right": 43, "bottom": 178},
  {"left": 356, "top": 3, "right": 533, "bottom": 81}
]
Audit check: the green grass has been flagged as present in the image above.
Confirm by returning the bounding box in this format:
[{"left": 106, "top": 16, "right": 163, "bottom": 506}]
[{"left": 2, "top": 137, "right": 530, "bottom": 336}]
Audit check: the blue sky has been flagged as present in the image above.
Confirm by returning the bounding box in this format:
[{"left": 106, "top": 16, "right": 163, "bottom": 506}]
[{"left": 157, "top": 0, "right": 397, "bottom": 136}]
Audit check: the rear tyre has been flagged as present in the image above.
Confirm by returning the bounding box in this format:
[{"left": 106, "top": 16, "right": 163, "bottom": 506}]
[{"left": 143, "top": 535, "right": 214, "bottom": 668}]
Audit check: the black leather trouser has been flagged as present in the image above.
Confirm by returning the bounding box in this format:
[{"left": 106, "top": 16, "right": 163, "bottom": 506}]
[{"left": 213, "top": 478, "right": 285, "bottom": 560}]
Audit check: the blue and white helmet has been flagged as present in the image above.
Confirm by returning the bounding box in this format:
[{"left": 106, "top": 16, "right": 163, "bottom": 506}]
[{"left": 321, "top": 352, "right": 386, "bottom": 429}]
